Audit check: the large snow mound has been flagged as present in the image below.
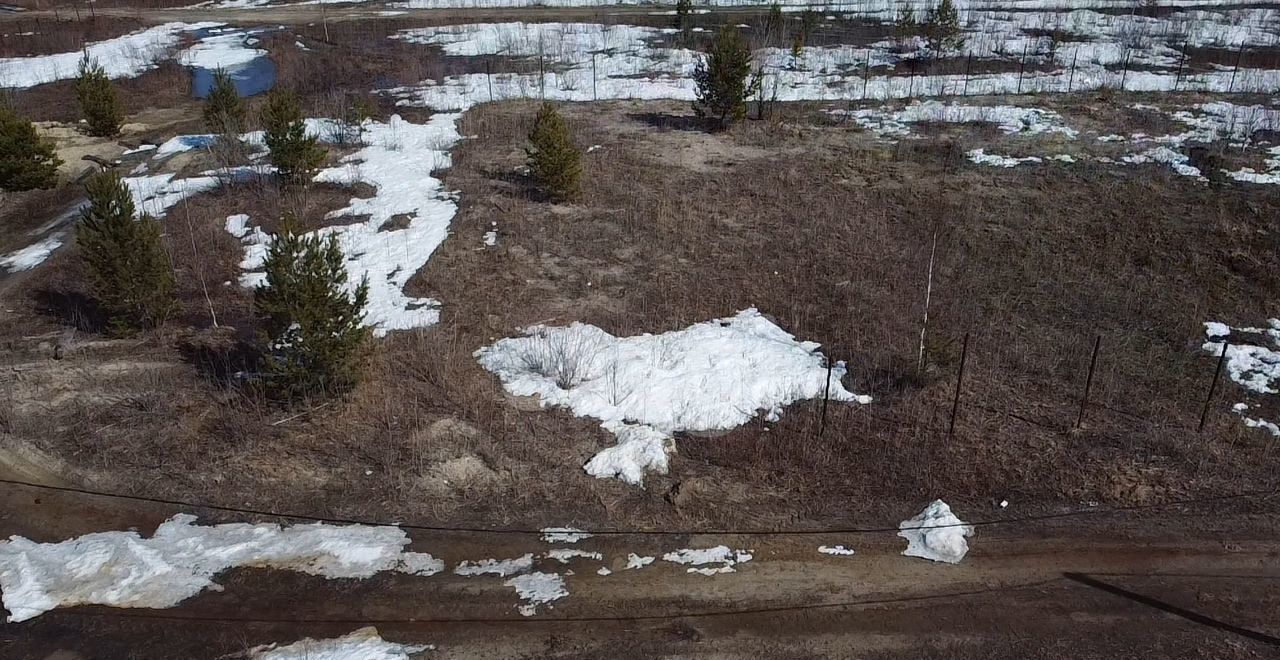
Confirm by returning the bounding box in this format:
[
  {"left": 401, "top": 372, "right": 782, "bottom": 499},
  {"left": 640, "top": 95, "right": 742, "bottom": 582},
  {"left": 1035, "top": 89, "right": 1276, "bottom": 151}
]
[
  {"left": 0, "top": 514, "right": 445, "bottom": 622},
  {"left": 476, "top": 308, "right": 871, "bottom": 484},
  {"left": 250, "top": 627, "right": 431, "bottom": 660},
  {"left": 898, "top": 500, "right": 974, "bottom": 564}
]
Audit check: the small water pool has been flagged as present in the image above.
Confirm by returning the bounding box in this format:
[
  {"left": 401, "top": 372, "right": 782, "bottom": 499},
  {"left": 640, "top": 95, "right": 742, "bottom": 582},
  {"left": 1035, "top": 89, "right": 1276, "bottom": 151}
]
[{"left": 191, "top": 56, "right": 277, "bottom": 98}]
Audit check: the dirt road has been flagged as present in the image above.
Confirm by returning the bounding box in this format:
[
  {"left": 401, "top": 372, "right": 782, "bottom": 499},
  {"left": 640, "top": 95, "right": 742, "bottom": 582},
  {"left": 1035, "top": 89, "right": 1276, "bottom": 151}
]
[{"left": 2, "top": 479, "right": 1278, "bottom": 658}]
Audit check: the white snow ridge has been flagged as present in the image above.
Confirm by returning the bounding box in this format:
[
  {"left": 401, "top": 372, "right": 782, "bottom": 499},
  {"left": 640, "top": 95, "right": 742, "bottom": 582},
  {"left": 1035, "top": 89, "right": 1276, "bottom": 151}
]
[
  {"left": 249, "top": 627, "right": 431, "bottom": 659},
  {"left": 898, "top": 500, "right": 974, "bottom": 564},
  {"left": 0, "top": 514, "right": 444, "bottom": 622},
  {"left": 476, "top": 308, "right": 871, "bottom": 485}
]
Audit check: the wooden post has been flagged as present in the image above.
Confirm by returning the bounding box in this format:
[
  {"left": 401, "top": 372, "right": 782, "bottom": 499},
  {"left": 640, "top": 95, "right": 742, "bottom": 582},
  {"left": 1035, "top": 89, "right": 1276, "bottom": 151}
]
[
  {"left": 1075, "top": 336, "right": 1101, "bottom": 430},
  {"left": 962, "top": 51, "right": 972, "bottom": 96},
  {"left": 1017, "top": 41, "right": 1028, "bottom": 94},
  {"left": 1199, "top": 341, "right": 1230, "bottom": 433},
  {"left": 591, "top": 52, "right": 597, "bottom": 101},
  {"left": 949, "top": 333, "right": 970, "bottom": 437},
  {"left": 1120, "top": 49, "right": 1131, "bottom": 91},
  {"left": 862, "top": 51, "right": 871, "bottom": 100},
  {"left": 486, "top": 58, "right": 493, "bottom": 102}
]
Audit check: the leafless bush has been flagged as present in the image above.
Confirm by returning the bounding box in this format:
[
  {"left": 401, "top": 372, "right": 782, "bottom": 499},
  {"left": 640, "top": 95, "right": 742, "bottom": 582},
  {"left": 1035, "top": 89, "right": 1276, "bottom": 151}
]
[{"left": 512, "top": 329, "right": 605, "bottom": 390}]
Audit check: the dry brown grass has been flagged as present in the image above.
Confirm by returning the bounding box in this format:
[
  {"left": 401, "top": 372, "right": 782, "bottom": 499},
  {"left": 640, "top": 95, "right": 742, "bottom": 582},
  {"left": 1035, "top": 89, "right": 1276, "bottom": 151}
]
[
  {"left": 0, "top": 15, "right": 146, "bottom": 57},
  {"left": 3, "top": 95, "right": 1279, "bottom": 533}
]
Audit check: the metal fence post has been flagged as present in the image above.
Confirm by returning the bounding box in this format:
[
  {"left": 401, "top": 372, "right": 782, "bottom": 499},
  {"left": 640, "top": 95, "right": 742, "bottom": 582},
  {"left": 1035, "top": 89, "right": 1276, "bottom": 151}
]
[
  {"left": 1199, "top": 341, "right": 1230, "bottom": 433},
  {"left": 1075, "top": 336, "right": 1101, "bottom": 430}
]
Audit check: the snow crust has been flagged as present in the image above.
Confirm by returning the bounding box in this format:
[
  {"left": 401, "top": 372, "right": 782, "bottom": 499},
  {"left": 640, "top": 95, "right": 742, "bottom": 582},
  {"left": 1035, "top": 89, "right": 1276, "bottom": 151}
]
[
  {"left": 1, "top": 234, "right": 63, "bottom": 273},
  {"left": 505, "top": 571, "right": 568, "bottom": 616},
  {"left": 249, "top": 627, "right": 430, "bottom": 660},
  {"left": 455, "top": 554, "right": 535, "bottom": 577},
  {"left": 476, "top": 308, "right": 870, "bottom": 484},
  {"left": 898, "top": 500, "right": 974, "bottom": 564},
  {"left": 178, "top": 30, "right": 266, "bottom": 69},
  {"left": 1202, "top": 321, "right": 1280, "bottom": 439},
  {"left": 662, "top": 546, "right": 753, "bottom": 575},
  {"left": 818, "top": 545, "right": 856, "bottom": 556},
  {"left": 838, "top": 101, "right": 1078, "bottom": 139},
  {"left": 541, "top": 527, "right": 592, "bottom": 543}
]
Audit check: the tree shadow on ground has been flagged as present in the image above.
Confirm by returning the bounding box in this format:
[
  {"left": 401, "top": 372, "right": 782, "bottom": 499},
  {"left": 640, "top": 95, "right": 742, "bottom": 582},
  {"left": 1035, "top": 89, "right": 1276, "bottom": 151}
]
[
  {"left": 626, "top": 112, "right": 714, "bottom": 132},
  {"left": 31, "top": 289, "right": 106, "bottom": 334}
]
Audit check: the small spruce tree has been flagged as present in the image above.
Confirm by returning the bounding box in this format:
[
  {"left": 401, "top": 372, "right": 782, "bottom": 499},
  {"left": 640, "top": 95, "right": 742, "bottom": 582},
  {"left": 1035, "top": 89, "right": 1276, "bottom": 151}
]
[
  {"left": 693, "top": 25, "right": 759, "bottom": 129},
  {"left": 75, "top": 55, "right": 123, "bottom": 138},
  {"left": 0, "top": 103, "right": 61, "bottom": 191},
  {"left": 254, "top": 214, "right": 370, "bottom": 400},
  {"left": 76, "top": 170, "right": 175, "bottom": 333},
  {"left": 924, "top": 0, "right": 965, "bottom": 54},
  {"left": 261, "top": 90, "right": 326, "bottom": 184},
  {"left": 202, "top": 68, "right": 246, "bottom": 136},
  {"left": 526, "top": 102, "right": 582, "bottom": 203}
]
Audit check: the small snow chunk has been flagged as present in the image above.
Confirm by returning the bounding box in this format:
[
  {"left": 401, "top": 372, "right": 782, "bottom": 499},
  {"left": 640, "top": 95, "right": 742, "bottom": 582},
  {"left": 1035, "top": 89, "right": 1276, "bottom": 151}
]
[
  {"left": 596, "top": 566, "right": 612, "bottom": 576},
  {"left": 541, "top": 527, "right": 592, "bottom": 544},
  {"left": 454, "top": 554, "right": 535, "bottom": 577},
  {"left": 482, "top": 230, "right": 497, "bottom": 247},
  {"left": 249, "top": 627, "right": 430, "bottom": 660},
  {"left": 967, "top": 149, "right": 1042, "bottom": 168},
  {"left": 1, "top": 234, "right": 63, "bottom": 273},
  {"left": 505, "top": 572, "right": 568, "bottom": 616},
  {"left": 396, "top": 552, "right": 445, "bottom": 576},
  {"left": 545, "top": 549, "right": 603, "bottom": 564},
  {"left": 625, "top": 554, "right": 655, "bottom": 570},
  {"left": 818, "top": 545, "right": 856, "bottom": 556},
  {"left": 898, "top": 500, "right": 974, "bottom": 564}
]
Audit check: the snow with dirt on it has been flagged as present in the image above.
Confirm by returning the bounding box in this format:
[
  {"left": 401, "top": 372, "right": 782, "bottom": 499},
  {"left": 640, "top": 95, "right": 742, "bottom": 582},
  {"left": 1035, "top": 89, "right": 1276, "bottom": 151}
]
[
  {"left": 0, "top": 514, "right": 450, "bottom": 623},
  {"left": 249, "top": 627, "right": 431, "bottom": 660},
  {"left": 898, "top": 500, "right": 974, "bottom": 564},
  {"left": 967, "top": 148, "right": 1043, "bottom": 168},
  {"left": 541, "top": 527, "right": 592, "bottom": 543},
  {"left": 662, "top": 546, "right": 753, "bottom": 576},
  {"left": 476, "top": 308, "right": 870, "bottom": 485},
  {"left": 178, "top": 29, "right": 266, "bottom": 69},
  {"left": 625, "top": 553, "right": 655, "bottom": 570},
  {"left": 454, "top": 554, "right": 535, "bottom": 577},
  {"left": 545, "top": 549, "right": 603, "bottom": 563},
  {"left": 835, "top": 101, "right": 1078, "bottom": 140},
  {"left": 818, "top": 545, "right": 856, "bottom": 556},
  {"left": 505, "top": 572, "right": 568, "bottom": 616},
  {"left": 1, "top": 234, "right": 63, "bottom": 273}
]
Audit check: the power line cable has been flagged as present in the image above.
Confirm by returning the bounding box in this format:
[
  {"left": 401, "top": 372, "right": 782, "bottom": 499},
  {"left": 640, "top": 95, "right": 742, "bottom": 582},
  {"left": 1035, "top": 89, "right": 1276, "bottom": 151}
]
[{"left": 2, "top": 476, "right": 1274, "bottom": 536}]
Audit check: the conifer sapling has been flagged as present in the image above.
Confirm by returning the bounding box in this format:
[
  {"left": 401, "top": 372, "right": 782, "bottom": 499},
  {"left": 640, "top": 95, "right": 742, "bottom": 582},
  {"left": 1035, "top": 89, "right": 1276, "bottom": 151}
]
[{"left": 526, "top": 102, "right": 583, "bottom": 203}]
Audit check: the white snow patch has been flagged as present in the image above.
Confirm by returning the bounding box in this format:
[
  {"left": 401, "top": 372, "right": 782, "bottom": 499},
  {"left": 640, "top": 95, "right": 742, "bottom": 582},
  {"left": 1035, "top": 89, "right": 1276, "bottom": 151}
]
[
  {"left": 662, "top": 546, "right": 752, "bottom": 575},
  {"left": 1, "top": 234, "right": 63, "bottom": 272},
  {"left": 967, "top": 148, "right": 1042, "bottom": 168},
  {"left": 476, "top": 308, "right": 870, "bottom": 485},
  {"left": 482, "top": 230, "right": 498, "bottom": 247},
  {"left": 545, "top": 548, "right": 603, "bottom": 563},
  {"left": 178, "top": 30, "right": 266, "bottom": 69},
  {"left": 1203, "top": 320, "right": 1280, "bottom": 395},
  {"left": 454, "top": 554, "right": 535, "bottom": 577},
  {"left": 625, "top": 553, "right": 655, "bottom": 570},
  {"left": 541, "top": 527, "right": 593, "bottom": 544},
  {"left": 836, "top": 101, "right": 1078, "bottom": 140},
  {"left": 898, "top": 500, "right": 974, "bottom": 564},
  {"left": 249, "top": 627, "right": 430, "bottom": 660},
  {"left": 0, "top": 22, "right": 218, "bottom": 89},
  {"left": 818, "top": 545, "right": 856, "bottom": 556},
  {"left": 0, "top": 514, "right": 447, "bottom": 623},
  {"left": 397, "top": 552, "right": 446, "bottom": 576},
  {"left": 505, "top": 571, "right": 568, "bottom": 616}
]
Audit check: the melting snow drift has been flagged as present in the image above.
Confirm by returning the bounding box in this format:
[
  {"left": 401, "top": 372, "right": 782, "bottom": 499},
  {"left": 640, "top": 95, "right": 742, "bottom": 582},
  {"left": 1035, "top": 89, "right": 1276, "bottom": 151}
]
[
  {"left": 898, "top": 500, "right": 974, "bottom": 564},
  {"left": 0, "top": 514, "right": 443, "bottom": 622},
  {"left": 476, "top": 308, "right": 871, "bottom": 485},
  {"left": 249, "top": 627, "right": 430, "bottom": 660}
]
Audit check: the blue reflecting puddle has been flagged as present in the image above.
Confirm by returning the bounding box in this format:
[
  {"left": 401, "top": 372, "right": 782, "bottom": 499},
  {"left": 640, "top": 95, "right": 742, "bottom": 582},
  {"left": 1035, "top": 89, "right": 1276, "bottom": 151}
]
[{"left": 191, "top": 56, "right": 277, "bottom": 99}]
